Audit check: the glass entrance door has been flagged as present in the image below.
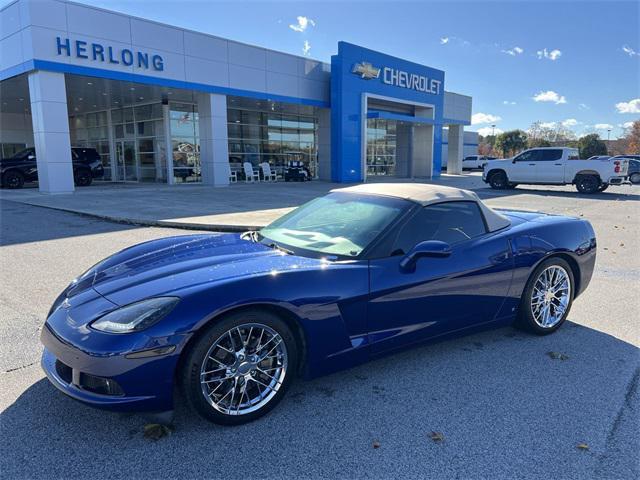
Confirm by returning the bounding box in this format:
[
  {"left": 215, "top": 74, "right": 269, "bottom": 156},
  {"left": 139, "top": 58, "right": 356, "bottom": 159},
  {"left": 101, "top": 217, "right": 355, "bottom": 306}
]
[{"left": 115, "top": 141, "right": 137, "bottom": 181}]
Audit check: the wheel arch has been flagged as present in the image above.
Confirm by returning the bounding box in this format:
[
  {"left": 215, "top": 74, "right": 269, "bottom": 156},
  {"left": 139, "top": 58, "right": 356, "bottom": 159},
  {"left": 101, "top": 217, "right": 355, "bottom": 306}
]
[
  {"left": 532, "top": 252, "right": 582, "bottom": 297},
  {"left": 573, "top": 170, "right": 601, "bottom": 183},
  {"left": 487, "top": 168, "right": 506, "bottom": 179},
  {"left": 175, "top": 302, "right": 308, "bottom": 385}
]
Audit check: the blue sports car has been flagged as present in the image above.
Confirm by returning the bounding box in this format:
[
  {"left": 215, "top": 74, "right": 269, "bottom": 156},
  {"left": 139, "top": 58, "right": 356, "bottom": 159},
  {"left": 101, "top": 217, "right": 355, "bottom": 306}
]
[{"left": 41, "top": 184, "right": 597, "bottom": 425}]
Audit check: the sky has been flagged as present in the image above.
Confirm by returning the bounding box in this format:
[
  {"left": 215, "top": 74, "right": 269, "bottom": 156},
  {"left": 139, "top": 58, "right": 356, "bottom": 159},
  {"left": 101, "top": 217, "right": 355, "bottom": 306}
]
[{"left": 4, "top": 0, "right": 639, "bottom": 139}]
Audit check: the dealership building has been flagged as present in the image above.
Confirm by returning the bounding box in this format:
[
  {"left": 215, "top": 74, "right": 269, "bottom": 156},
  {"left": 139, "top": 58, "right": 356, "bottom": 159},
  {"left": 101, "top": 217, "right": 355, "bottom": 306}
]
[{"left": 0, "top": 0, "right": 476, "bottom": 193}]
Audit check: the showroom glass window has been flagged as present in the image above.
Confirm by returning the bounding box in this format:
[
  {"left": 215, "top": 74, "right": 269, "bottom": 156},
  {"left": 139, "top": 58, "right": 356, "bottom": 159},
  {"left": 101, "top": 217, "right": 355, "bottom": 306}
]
[
  {"left": 226, "top": 97, "right": 318, "bottom": 178},
  {"left": 170, "top": 102, "right": 201, "bottom": 183},
  {"left": 366, "top": 119, "right": 397, "bottom": 176},
  {"left": 111, "top": 103, "right": 166, "bottom": 182},
  {"left": 69, "top": 111, "right": 111, "bottom": 180}
]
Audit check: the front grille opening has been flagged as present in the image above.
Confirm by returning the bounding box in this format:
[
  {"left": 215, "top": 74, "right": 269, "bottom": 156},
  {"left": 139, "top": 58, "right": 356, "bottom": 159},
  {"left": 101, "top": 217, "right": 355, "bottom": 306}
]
[
  {"left": 79, "top": 372, "right": 125, "bottom": 396},
  {"left": 55, "top": 360, "right": 72, "bottom": 384}
]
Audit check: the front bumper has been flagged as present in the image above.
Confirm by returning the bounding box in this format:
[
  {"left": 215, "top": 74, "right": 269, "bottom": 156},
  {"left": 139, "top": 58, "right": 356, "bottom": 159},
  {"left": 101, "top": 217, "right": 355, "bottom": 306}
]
[
  {"left": 91, "top": 165, "right": 105, "bottom": 178},
  {"left": 40, "top": 320, "right": 187, "bottom": 413}
]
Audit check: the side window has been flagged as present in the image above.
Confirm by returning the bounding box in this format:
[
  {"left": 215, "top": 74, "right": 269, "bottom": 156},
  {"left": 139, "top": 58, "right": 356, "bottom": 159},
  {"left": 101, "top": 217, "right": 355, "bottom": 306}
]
[
  {"left": 390, "top": 201, "right": 487, "bottom": 254},
  {"left": 567, "top": 150, "right": 580, "bottom": 160},
  {"left": 514, "top": 150, "right": 541, "bottom": 162},
  {"left": 540, "top": 149, "right": 563, "bottom": 161}
]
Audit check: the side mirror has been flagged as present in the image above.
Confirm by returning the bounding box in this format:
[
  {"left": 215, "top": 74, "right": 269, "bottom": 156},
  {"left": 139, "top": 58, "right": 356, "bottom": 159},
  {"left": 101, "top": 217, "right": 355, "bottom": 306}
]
[
  {"left": 399, "top": 240, "right": 451, "bottom": 272},
  {"left": 511, "top": 158, "right": 517, "bottom": 164}
]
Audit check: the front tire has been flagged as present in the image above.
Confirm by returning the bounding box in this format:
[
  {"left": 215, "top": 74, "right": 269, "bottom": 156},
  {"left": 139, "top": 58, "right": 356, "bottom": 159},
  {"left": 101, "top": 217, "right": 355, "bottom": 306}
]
[
  {"left": 181, "top": 309, "right": 298, "bottom": 425},
  {"left": 516, "top": 257, "right": 574, "bottom": 335},
  {"left": 489, "top": 170, "right": 509, "bottom": 189},
  {"left": 629, "top": 172, "right": 640, "bottom": 184}
]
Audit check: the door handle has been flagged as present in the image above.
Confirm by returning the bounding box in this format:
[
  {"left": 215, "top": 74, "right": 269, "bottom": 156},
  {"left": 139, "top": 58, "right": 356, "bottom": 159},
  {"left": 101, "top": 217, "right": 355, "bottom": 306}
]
[
  {"left": 528, "top": 163, "right": 536, "bottom": 166},
  {"left": 554, "top": 163, "right": 562, "bottom": 166}
]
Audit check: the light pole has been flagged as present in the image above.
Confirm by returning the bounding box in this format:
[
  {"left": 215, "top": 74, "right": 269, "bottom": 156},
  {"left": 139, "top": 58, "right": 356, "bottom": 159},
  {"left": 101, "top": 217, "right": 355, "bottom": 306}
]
[
  {"left": 607, "top": 129, "right": 611, "bottom": 154},
  {"left": 491, "top": 124, "right": 496, "bottom": 136}
]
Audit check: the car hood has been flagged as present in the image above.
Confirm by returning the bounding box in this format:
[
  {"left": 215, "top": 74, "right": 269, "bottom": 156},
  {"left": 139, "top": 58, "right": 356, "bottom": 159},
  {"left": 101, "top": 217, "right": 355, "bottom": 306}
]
[{"left": 87, "top": 233, "right": 323, "bottom": 305}]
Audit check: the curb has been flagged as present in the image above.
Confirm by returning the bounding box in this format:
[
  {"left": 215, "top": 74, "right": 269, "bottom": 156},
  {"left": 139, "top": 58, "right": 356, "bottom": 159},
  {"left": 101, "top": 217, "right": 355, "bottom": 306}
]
[{"left": 2, "top": 199, "right": 259, "bottom": 232}]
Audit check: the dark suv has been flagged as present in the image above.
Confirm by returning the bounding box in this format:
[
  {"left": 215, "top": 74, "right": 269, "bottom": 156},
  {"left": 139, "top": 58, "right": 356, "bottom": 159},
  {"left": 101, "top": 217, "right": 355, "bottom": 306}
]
[{"left": 0, "top": 147, "right": 104, "bottom": 189}]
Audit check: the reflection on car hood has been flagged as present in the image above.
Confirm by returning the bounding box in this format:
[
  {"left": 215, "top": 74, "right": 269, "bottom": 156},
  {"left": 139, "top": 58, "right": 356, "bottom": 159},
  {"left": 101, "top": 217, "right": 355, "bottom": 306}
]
[{"left": 89, "top": 233, "right": 323, "bottom": 305}]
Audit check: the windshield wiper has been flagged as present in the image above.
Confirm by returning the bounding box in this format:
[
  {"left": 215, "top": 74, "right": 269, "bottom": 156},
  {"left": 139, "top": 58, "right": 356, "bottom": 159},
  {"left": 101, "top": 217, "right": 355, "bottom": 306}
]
[
  {"left": 242, "top": 230, "right": 261, "bottom": 242},
  {"left": 265, "top": 242, "right": 294, "bottom": 255}
]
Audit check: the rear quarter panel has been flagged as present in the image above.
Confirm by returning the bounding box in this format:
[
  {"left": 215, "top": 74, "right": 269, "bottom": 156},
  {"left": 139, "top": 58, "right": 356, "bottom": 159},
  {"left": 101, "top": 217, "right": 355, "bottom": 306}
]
[{"left": 495, "top": 213, "right": 596, "bottom": 321}]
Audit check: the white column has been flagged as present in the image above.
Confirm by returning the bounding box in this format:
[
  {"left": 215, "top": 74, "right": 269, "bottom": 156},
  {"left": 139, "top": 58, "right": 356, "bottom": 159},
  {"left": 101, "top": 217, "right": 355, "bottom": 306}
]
[
  {"left": 447, "top": 124, "right": 464, "bottom": 175},
  {"left": 316, "top": 108, "right": 331, "bottom": 181},
  {"left": 197, "top": 93, "right": 229, "bottom": 187},
  {"left": 28, "top": 71, "right": 74, "bottom": 193},
  {"left": 163, "top": 104, "right": 174, "bottom": 185}
]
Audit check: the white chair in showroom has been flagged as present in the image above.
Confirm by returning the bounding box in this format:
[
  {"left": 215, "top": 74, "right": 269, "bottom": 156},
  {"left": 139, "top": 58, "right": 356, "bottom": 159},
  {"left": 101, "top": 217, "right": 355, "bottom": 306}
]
[
  {"left": 226, "top": 163, "right": 237, "bottom": 183},
  {"left": 243, "top": 162, "right": 260, "bottom": 183},
  {"left": 260, "top": 162, "right": 278, "bottom": 182}
]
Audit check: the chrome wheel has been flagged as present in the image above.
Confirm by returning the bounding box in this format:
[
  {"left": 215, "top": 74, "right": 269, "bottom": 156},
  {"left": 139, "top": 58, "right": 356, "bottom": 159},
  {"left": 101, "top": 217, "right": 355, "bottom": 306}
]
[
  {"left": 530, "top": 265, "right": 571, "bottom": 328},
  {"left": 199, "top": 323, "right": 288, "bottom": 416}
]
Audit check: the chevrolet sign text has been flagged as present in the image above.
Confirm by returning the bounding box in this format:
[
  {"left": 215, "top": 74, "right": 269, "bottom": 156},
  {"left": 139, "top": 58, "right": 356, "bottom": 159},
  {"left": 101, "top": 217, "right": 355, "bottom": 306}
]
[{"left": 382, "top": 67, "right": 441, "bottom": 95}]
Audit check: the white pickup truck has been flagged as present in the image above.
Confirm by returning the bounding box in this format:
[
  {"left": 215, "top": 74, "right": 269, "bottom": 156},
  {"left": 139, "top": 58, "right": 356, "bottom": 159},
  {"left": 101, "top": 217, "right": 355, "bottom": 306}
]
[{"left": 483, "top": 147, "right": 630, "bottom": 193}]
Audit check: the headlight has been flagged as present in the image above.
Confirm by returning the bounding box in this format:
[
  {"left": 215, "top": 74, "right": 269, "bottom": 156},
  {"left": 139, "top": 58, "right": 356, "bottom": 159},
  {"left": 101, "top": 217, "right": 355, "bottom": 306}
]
[{"left": 90, "top": 297, "right": 180, "bottom": 334}]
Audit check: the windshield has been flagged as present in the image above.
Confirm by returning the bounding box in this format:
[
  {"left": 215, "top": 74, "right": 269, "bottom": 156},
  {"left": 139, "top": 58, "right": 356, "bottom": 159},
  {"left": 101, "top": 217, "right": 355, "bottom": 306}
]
[
  {"left": 7, "top": 148, "right": 33, "bottom": 160},
  {"left": 259, "top": 192, "right": 410, "bottom": 257}
]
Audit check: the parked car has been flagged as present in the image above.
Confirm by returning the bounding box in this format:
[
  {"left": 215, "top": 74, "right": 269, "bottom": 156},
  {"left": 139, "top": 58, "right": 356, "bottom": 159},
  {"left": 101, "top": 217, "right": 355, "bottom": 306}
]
[
  {"left": 462, "top": 155, "right": 496, "bottom": 170},
  {"left": 40, "top": 183, "right": 596, "bottom": 425},
  {"left": 611, "top": 155, "right": 640, "bottom": 184},
  {"left": 483, "top": 147, "right": 629, "bottom": 193},
  {"left": 0, "top": 147, "right": 104, "bottom": 189},
  {"left": 587, "top": 155, "right": 611, "bottom": 160}
]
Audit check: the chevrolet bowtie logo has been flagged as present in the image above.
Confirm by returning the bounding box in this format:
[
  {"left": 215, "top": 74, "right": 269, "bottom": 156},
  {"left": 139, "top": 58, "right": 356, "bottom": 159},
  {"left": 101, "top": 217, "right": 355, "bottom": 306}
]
[{"left": 352, "top": 62, "right": 380, "bottom": 80}]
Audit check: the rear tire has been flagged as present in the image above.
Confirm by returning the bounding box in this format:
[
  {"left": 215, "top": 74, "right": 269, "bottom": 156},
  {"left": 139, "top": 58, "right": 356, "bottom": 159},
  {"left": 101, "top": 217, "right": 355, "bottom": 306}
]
[
  {"left": 2, "top": 170, "right": 25, "bottom": 189},
  {"left": 515, "top": 257, "right": 575, "bottom": 335},
  {"left": 181, "top": 309, "right": 298, "bottom": 425},
  {"left": 629, "top": 172, "right": 640, "bottom": 184},
  {"left": 489, "top": 170, "right": 509, "bottom": 189},
  {"left": 575, "top": 175, "right": 600, "bottom": 194}
]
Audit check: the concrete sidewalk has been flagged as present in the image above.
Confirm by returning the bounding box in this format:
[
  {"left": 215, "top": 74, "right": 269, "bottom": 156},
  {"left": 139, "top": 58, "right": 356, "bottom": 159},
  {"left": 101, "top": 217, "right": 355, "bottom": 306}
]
[{"left": 0, "top": 174, "right": 489, "bottom": 231}]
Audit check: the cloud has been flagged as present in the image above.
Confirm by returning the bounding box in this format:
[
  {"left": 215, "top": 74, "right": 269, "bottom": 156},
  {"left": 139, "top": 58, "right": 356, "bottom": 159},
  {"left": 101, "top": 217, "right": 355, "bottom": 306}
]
[
  {"left": 502, "top": 46, "right": 524, "bottom": 56},
  {"left": 471, "top": 112, "right": 501, "bottom": 125},
  {"left": 539, "top": 122, "right": 557, "bottom": 129},
  {"left": 289, "top": 16, "right": 315, "bottom": 32},
  {"left": 619, "top": 121, "right": 634, "bottom": 129},
  {"left": 578, "top": 103, "right": 590, "bottom": 110},
  {"left": 562, "top": 118, "right": 578, "bottom": 127},
  {"left": 594, "top": 123, "right": 614, "bottom": 130},
  {"left": 502, "top": 100, "right": 517, "bottom": 105},
  {"left": 302, "top": 40, "right": 311, "bottom": 56},
  {"left": 622, "top": 45, "right": 639, "bottom": 57},
  {"left": 439, "top": 36, "right": 469, "bottom": 47},
  {"left": 533, "top": 90, "right": 567, "bottom": 104},
  {"left": 537, "top": 48, "right": 562, "bottom": 61},
  {"left": 477, "top": 126, "right": 503, "bottom": 136},
  {"left": 615, "top": 98, "right": 640, "bottom": 113}
]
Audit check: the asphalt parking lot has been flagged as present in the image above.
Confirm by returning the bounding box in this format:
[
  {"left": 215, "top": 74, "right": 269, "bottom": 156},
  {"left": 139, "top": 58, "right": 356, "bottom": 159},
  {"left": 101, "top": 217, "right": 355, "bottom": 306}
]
[{"left": 1, "top": 183, "right": 639, "bottom": 479}]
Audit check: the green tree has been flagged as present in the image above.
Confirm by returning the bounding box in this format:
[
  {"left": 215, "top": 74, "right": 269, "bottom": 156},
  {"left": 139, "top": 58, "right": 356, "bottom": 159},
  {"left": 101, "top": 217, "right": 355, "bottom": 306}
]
[
  {"left": 495, "top": 130, "right": 528, "bottom": 157},
  {"left": 578, "top": 134, "right": 607, "bottom": 158},
  {"left": 528, "top": 138, "right": 552, "bottom": 148}
]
